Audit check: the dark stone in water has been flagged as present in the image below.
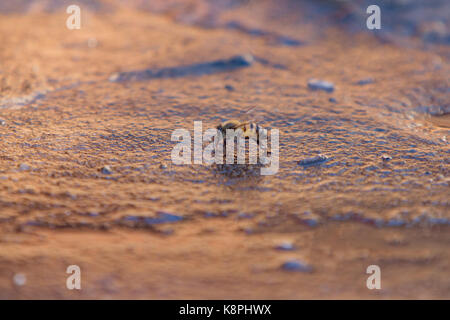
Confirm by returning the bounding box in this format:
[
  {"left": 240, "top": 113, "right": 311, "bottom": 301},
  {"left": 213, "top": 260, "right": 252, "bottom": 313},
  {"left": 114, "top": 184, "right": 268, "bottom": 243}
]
[
  {"left": 298, "top": 154, "right": 328, "bottom": 167},
  {"left": 281, "top": 260, "right": 313, "bottom": 272},
  {"left": 109, "top": 54, "right": 254, "bottom": 82}
]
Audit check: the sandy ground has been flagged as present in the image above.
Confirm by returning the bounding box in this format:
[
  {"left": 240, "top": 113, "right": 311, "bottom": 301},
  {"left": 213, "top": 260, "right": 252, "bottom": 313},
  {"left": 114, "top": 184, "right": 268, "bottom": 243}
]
[{"left": 0, "top": 0, "right": 449, "bottom": 299}]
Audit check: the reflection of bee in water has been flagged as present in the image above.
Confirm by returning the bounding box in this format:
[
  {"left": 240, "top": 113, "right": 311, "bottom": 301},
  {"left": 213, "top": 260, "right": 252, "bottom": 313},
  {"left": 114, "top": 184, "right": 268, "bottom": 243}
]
[{"left": 216, "top": 119, "right": 264, "bottom": 145}]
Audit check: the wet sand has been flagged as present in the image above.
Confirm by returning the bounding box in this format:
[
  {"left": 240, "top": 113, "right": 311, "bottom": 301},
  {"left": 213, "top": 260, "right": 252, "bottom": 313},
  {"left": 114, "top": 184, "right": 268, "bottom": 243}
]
[{"left": 0, "top": 0, "right": 449, "bottom": 299}]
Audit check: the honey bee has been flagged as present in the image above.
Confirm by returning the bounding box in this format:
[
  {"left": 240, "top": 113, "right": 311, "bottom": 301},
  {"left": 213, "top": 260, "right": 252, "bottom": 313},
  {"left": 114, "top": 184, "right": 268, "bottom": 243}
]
[{"left": 216, "top": 119, "right": 264, "bottom": 144}]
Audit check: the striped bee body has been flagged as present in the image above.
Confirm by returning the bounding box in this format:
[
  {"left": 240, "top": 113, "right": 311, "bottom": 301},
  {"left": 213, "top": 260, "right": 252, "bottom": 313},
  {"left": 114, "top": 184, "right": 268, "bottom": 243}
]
[{"left": 216, "top": 119, "right": 263, "bottom": 144}]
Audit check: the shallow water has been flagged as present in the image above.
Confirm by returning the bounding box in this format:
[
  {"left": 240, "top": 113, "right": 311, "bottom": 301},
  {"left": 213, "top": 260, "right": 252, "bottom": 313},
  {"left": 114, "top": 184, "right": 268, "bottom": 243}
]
[{"left": 0, "top": 0, "right": 449, "bottom": 299}]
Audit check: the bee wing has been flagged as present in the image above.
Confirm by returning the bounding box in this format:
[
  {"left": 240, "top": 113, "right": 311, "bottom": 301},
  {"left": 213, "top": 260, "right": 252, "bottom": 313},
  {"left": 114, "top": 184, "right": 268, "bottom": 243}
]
[
  {"left": 234, "top": 121, "right": 251, "bottom": 129},
  {"left": 241, "top": 106, "right": 264, "bottom": 123}
]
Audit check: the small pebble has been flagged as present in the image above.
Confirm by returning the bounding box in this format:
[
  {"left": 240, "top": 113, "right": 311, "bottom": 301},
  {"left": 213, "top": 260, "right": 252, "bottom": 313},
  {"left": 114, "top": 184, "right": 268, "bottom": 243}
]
[
  {"left": 276, "top": 242, "right": 295, "bottom": 251},
  {"left": 101, "top": 165, "right": 113, "bottom": 174},
  {"left": 281, "top": 260, "right": 313, "bottom": 272},
  {"left": 304, "top": 218, "right": 319, "bottom": 227},
  {"left": 109, "top": 73, "right": 120, "bottom": 82},
  {"left": 328, "top": 97, "right": 337, "bottom": 103},
  {"left": 307, "top": 79, "right": 334, "bottom": 93},
  {"left": 13, "top": 273, "right": 26, "bottom": 286},
  {"left": 159, "top": 163, "right": 168, "bottom": 169},
  {"left": 19, "top": 163, "right": 31, "bottom": 171},
  {"left": 381, "top": 154, "right": 392, "bottom": 161},
  {"left": 356, "top": 78, "right": 374, "bottom": 85},
  {"left": 224, "top": 85, "right": 235, "bottom": 92},
  {"left": 298, "top": 154, "right": 328, "bottom": 166}
]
